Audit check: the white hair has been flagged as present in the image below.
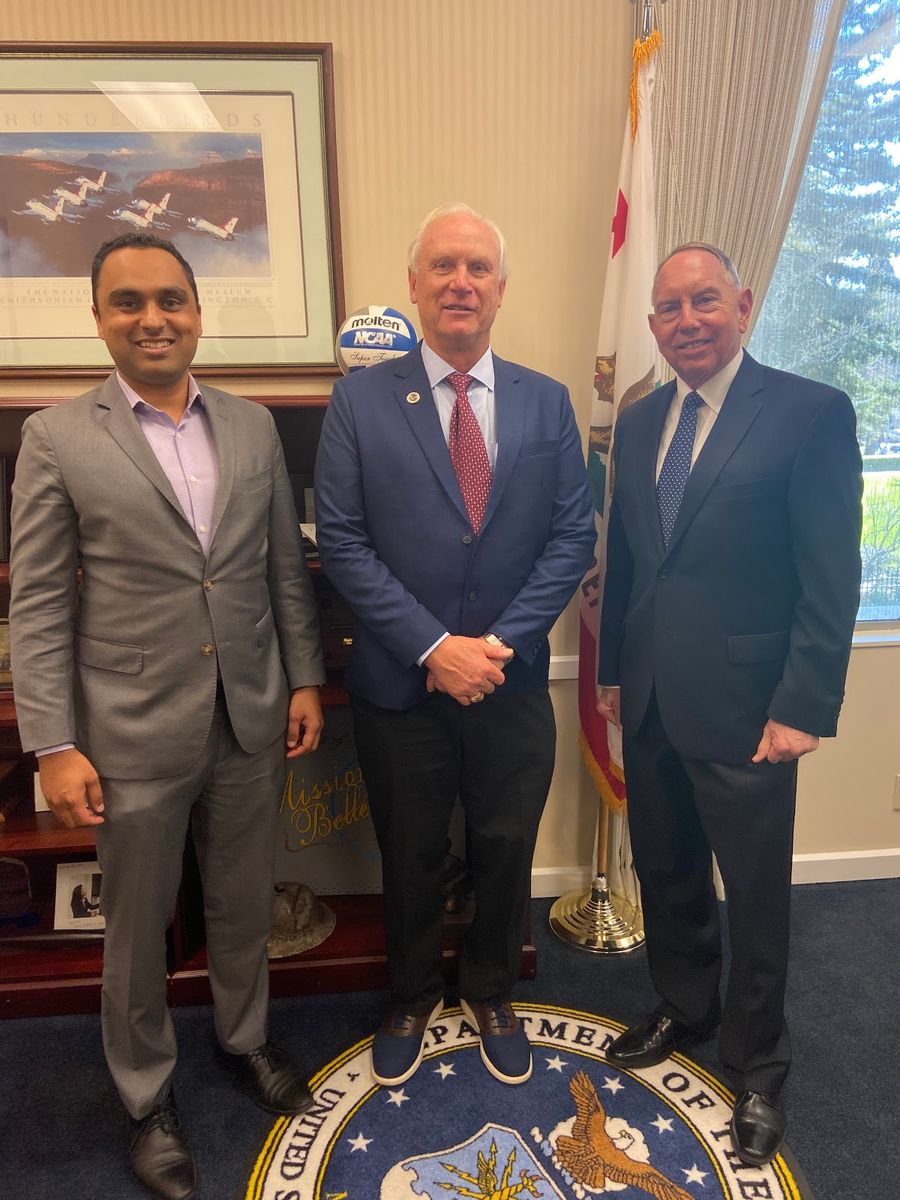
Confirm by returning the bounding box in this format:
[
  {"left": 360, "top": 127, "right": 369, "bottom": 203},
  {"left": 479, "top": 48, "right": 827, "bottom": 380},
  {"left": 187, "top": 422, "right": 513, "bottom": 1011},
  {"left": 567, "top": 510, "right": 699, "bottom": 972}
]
[{"left": 408, "top": 202, "right": 509, "bottom": 281}]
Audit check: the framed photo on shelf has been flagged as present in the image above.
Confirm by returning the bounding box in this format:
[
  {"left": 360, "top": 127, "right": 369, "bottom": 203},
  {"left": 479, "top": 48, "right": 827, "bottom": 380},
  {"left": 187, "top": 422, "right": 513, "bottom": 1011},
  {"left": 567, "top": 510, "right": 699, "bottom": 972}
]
[
  {"left": 0, "top": 42, "right": 344, "bottom": 378},
  {"left": 54, "top": 860, "right": 105, "bottom": 931}
]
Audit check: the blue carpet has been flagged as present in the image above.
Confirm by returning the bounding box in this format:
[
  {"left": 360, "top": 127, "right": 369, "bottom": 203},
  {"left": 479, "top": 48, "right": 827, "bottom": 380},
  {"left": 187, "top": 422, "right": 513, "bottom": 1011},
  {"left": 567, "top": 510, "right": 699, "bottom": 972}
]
[{"left": 1, "top": 879, "right": 896, "bottom": 1200}]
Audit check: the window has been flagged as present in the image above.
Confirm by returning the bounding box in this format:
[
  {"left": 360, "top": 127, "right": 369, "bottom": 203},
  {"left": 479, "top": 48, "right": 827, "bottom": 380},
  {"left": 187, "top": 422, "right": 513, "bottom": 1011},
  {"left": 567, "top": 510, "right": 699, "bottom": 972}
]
[{"left": 750, "top": 0, "right": 900, "bottom": 622}]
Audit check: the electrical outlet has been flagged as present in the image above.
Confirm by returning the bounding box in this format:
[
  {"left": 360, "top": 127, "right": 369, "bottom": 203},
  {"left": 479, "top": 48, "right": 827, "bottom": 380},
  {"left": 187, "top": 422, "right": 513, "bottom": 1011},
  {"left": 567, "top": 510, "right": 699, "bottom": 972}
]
[{"left": 894, "top": 775, "right": 900, "bottom": 811}]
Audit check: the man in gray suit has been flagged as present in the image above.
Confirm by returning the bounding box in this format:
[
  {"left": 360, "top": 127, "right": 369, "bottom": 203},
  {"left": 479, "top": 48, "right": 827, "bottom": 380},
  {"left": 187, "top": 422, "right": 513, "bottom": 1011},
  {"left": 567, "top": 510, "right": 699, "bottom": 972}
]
[{"left": 9, "top": 233, "right": 326, "bottom": 1200}]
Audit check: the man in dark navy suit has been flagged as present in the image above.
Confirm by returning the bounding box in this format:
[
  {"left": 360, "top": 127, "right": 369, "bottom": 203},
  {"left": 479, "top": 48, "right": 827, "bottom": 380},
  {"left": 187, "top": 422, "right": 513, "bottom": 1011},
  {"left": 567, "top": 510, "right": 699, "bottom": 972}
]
[
  {"left": 597, "top": 243, "right": 862, "bottom": 1165},
  {"left": 316, "top": 203, "right": 595, "bottom": 1090}
]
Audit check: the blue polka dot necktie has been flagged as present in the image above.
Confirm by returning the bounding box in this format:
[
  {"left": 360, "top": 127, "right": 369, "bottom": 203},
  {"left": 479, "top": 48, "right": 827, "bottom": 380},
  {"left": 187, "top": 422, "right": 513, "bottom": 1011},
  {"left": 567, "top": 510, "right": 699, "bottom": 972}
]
[
  {"left": 447, "top": 372, "right": 492, "bottom": 534},
  {"left": 656, "top": 390, "right": 703, "bottom": 549}
]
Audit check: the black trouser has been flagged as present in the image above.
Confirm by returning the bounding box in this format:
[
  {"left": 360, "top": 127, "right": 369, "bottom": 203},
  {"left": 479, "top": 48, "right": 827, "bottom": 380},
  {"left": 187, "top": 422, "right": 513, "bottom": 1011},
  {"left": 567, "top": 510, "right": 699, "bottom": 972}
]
[
  {"left": 623, "top": 693, "right": 797, "bottom": 1094},
  {"left": 352, "top": 687, "right": 555, "bottom": 1010}
]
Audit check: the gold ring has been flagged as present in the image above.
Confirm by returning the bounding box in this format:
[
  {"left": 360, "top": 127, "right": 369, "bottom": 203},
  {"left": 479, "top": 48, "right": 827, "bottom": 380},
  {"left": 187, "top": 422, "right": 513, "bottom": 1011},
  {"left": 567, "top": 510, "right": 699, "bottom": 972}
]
[{"left": 470, "top": 691, "right": 485, "bottom": 704}]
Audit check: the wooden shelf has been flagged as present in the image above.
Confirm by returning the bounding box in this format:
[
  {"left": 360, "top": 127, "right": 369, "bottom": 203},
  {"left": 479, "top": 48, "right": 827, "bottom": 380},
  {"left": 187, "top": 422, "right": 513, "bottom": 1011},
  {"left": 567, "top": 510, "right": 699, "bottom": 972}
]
[
  {"left": 0, "top": 811, "right": 97, "bottom": 855},
  {"left": 0, "top": 892, "right": 537, "bottom": 1017},
  {"left": 0, "top": 938, "right": 106, "bottom": 1017},
  {"left": 161, "top": 893, "right": 536, "bottom": 1007},
  {"left": 254, "top": 395, "right": 330, "bottom": 408},
  {"left": 0, "top": 891, "right": 105, "bottom": 1016}
]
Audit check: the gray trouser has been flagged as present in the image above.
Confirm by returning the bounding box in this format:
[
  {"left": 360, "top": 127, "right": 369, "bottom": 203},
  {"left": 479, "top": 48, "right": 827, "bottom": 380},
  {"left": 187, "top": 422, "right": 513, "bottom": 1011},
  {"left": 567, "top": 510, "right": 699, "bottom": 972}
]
[{"left": 95, "top": 696, "right": 284, "bottom": 1118}]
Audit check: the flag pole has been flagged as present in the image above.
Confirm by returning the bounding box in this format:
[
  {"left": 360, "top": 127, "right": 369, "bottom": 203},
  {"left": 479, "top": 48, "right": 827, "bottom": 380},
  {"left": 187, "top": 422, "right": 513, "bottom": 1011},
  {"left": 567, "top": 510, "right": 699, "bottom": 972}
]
[
  {"left": 641, "top": 0, "right": 653, "bottom": 40},
  {"left": 552, "top": 7, "right": 663, "bottom": 955},
  {"left": 549, "top": 791, "right": 646, "bottom": 953},
  {"left": 632, "top": 0, "right": 670, "bottom": 41}
]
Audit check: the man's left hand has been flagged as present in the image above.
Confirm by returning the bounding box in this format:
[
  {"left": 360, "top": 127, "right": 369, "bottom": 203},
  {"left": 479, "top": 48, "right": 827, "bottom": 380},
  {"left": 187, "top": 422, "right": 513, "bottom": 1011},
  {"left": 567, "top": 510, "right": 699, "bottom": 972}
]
[
  {"left": 752, "top": 719, "right": 819, "bottom": 764},
  {"left": 286, "top": 686, "right": 324, "bottom": 757}
]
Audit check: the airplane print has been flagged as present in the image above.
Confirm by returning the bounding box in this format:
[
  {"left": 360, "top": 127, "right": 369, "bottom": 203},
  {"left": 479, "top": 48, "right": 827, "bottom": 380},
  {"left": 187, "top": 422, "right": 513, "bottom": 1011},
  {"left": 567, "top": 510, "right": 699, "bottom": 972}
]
[{"left": 0, "top": 131, "right": 271, "bottom": 278}]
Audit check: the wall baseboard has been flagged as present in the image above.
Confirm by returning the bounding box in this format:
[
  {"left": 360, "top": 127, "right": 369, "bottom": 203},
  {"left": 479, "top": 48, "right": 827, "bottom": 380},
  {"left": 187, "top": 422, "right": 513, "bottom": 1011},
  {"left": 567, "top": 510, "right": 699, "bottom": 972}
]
[
  {"left": 531, "top": 866, "right": 593, "bottom": 898},
  {"left": 533, "top": 851, "right": 900, "bottom": 897},
  {"left": 790, "top": 848, "right": 900, "bottom": 883}
]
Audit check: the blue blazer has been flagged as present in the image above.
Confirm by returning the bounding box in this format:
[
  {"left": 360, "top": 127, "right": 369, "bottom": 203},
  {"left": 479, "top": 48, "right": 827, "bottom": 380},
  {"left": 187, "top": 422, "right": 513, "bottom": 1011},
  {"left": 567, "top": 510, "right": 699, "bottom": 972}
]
[
  {"left": 315, "top": 344, "right": 596, "bottom": 709},
  {"left": 598, "top": 353, "right": 863, "bottom": 762}
]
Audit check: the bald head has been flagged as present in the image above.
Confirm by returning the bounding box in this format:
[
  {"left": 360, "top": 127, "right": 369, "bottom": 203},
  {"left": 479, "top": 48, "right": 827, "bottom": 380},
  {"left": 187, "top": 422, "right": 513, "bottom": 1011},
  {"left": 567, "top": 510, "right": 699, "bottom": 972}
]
[{"left": 648, "top": 246, "right": 753, "bottom": 388}]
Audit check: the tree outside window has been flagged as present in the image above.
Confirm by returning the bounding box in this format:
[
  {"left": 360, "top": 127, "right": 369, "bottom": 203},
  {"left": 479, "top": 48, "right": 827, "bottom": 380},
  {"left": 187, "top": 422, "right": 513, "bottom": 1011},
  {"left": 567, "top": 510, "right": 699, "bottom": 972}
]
[{"left": 750, "top": 0, "right": 900, "bottom": 622}]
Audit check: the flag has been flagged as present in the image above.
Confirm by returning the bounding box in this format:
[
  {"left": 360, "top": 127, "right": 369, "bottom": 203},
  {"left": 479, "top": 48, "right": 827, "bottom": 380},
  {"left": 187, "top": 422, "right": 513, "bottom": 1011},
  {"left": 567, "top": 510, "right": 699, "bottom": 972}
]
[{"left": 578, "top": 29, "right": 662, "bottom": 812}]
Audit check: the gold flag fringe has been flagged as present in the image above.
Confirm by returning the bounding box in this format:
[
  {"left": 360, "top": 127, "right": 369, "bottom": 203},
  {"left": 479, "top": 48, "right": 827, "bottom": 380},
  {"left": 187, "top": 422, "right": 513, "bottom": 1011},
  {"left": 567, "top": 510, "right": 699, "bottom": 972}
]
[
  {"left": 579, "top": 729, "right": 628, "bottom": 814},
  {"left": 630, "top": 28, "right": 663, "bottom": 140}
]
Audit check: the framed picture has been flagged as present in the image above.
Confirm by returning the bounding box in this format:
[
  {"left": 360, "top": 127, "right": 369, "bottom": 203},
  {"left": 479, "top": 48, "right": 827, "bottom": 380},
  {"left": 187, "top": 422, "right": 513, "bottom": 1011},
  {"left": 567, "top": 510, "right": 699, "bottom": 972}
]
[
  {"left": 54, "top": 860, "right": 105, "bottom": 931},
  {"left": 0, "top": 42, "right": 345, "bottom": 378}
]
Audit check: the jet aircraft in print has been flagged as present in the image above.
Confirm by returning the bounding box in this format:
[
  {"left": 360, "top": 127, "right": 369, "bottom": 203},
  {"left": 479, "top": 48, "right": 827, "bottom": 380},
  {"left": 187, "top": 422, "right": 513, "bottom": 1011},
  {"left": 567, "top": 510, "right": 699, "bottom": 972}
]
[
  {"left": 75, "top": 170, "right": 108, "bottom": 193},
  {"left": 188, "top": 215, "right": 239, "bottom": 241},
  {"left": 109, "top": 194, "right": 171, "bottom": 230},
  {"left": 13, "top": 196, "right": 74, "bottom": 223},
  {"left": 53, "top": 181, "right": 91, "bottom": 207},
  {"left": 134, "top": 193, "right": 177, "bottom": 215}
]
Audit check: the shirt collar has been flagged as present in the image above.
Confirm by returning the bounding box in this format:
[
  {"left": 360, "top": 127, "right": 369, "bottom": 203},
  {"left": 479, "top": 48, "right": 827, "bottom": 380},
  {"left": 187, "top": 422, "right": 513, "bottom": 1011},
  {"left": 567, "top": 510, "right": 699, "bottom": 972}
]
[
  {"left": 421, "top": 341, "right": 495, "bottom": 392},
  {"left": 675, "top": 348, "right": 743, "bottom": 414},
  {"left": 117, "top": 370, "right": 203, "bottom": 414}
]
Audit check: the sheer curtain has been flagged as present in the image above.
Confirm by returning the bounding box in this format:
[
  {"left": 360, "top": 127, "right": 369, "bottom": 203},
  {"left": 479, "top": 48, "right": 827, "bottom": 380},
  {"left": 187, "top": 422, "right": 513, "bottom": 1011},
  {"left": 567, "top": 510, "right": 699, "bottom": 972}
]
[{"left": 652, "top": 0, "right": 846, "bottom": 331}]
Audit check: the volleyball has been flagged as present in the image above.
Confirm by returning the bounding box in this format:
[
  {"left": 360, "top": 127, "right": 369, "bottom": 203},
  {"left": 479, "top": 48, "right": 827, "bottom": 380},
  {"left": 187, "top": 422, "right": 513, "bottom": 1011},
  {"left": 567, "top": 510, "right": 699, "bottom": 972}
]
[{"left": 335, "top": 306, "right": 418, "bottom": 374}]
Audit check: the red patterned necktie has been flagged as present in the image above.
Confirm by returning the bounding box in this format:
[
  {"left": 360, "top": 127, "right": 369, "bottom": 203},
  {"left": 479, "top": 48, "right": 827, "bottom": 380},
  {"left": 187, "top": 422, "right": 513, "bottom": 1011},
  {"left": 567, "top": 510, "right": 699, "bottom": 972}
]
[{"left": 447, "top": 372, "right": 492, "bottom": 534}]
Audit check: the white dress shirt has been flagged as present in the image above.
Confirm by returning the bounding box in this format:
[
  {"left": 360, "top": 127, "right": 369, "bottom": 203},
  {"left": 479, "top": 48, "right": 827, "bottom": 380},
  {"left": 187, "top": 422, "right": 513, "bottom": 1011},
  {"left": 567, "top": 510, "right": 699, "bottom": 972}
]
[
  {"left": 655, "top": 349, "right": 744, "bottom": 481},
  {"left": 420, "top": 342, "right": 498, "bottom": 468}
]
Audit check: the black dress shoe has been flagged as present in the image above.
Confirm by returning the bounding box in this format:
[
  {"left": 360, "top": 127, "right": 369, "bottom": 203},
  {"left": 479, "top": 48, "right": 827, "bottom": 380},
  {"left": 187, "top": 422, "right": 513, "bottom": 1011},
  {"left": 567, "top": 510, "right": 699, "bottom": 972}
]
[
  {"left": 606, "top": 1012, "right": 715, "bottom": 1070},
  {"left": 230, "top": 1040, "right": 314, "bottom": 1115},
  {"left": 730, "top": 1090, "right": 786, "bottom": 1166},
  {"left": 129, "top": 1094, "right": 197, "bottom": 1200}
]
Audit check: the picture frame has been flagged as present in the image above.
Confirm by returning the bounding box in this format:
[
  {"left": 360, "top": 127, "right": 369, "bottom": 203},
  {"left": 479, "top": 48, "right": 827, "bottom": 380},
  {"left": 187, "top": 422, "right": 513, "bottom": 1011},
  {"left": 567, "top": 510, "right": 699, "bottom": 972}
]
[
  {"left": 53, "top": 860, "right": 105, "bottom": 931},
  {"left": 0, "top": 42, "right": 345, "bottom": 378}
]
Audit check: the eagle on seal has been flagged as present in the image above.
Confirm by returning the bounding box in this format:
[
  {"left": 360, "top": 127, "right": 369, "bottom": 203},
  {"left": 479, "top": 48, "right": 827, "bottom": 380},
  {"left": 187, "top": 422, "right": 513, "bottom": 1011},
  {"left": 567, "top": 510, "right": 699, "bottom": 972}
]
[{"left": 555, "top": 1071, "right": 693, "bottom": 1200}]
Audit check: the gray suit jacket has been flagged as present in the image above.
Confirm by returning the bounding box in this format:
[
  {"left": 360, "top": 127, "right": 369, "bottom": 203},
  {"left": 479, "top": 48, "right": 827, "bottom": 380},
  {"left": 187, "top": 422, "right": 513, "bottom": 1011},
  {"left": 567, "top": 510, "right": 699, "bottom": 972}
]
[{"left": 9, "top": 375, "right": 324, "bottom": 779}]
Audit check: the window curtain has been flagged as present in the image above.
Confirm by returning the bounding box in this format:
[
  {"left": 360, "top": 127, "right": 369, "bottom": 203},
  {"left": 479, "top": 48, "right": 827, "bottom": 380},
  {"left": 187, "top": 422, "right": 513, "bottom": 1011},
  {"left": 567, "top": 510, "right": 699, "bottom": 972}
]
[{"left": 651, "top": 0, "right": 847, "bottom": 335}]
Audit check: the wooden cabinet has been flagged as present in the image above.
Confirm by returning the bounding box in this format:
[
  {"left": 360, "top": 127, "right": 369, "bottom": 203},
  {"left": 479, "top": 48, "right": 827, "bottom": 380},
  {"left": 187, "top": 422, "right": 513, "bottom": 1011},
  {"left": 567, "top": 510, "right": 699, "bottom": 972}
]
[{"left": 0, "top": 396, "right": 536, "bottom": 1019}]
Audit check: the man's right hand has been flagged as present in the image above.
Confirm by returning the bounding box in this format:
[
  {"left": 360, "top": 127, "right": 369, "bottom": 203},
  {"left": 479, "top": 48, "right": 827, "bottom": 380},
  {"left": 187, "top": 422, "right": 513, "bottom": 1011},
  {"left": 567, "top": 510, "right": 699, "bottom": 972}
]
[
  {"left": 596, "top": 686, "right": 622, "bottom": 729},
  {"left": 424, "top": 635, "right": 512, "bottom": 706},
  {"left": 38, "top": 749, "right": 105, "bottom": 828}
]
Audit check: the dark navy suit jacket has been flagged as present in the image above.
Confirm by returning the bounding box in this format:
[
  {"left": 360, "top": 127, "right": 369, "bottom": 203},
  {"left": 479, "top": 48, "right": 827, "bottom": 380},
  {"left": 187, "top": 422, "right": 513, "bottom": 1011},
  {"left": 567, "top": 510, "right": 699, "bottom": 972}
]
[
  {"left": 598, "top": 352, "right": 863, "bottom": 763},
  {"left": 315, "top": 344, "right": 596, "bottom": 709}
]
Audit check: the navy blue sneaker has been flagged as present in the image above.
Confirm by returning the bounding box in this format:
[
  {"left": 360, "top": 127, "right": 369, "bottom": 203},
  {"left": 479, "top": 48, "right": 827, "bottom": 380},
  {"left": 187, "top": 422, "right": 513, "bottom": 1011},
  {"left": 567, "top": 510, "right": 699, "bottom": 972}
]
[
  {"left": 371, "top": 1000, "right": 444, "bottom": 1086},
  {"left": 460, "top": 999, "right": 532, "bottom": 1084}
]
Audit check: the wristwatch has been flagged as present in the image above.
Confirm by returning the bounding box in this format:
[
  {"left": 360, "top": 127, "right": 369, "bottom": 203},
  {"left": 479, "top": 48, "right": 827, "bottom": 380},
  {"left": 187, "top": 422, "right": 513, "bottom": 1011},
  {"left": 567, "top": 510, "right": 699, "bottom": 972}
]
[{"left": 483, "top": 632, "right": 514, "bottom": 662}]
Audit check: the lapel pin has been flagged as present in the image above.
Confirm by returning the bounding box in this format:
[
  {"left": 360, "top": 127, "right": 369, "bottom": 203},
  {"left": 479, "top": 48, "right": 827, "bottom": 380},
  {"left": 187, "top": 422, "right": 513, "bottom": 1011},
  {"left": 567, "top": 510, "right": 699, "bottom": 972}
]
[{"left": 406, "top": 391, "right": 420, "bottom": 404}]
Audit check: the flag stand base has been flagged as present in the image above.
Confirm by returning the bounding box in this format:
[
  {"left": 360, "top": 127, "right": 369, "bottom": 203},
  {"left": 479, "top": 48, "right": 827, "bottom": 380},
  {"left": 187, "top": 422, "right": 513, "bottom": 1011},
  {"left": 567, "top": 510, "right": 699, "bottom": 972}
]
[{"left": 549, "top": 872, "right": 645, "bottom": 954}]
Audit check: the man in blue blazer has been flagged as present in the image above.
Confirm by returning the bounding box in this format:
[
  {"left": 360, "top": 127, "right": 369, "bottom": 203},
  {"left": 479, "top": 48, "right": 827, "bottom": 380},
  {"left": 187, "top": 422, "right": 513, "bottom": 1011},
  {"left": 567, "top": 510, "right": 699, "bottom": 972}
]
[
  {"left": 597, "top": 244, "right": 862, "bottom": 1165},
  {"left": 316, "top": 203, "right": 595, "bottom": 1089}
]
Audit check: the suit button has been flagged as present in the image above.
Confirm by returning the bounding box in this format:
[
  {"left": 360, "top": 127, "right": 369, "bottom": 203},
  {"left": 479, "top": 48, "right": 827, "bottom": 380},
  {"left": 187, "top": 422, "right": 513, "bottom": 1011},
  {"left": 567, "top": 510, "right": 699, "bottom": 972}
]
[
  {"left": 203, "top": 578, "right": 214, "bottom": 591},
  {"left": 657, "top": 568, "right": 670, "bottom": 580},
  {"left": 467, "top": 590, "right": 478, "bottom": 602},
  {"left": 200, "top": 642, "right": 215, "bottom": 656},
  {"left": 462, "top": 533, "right": 473, "bottom": 545}
]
